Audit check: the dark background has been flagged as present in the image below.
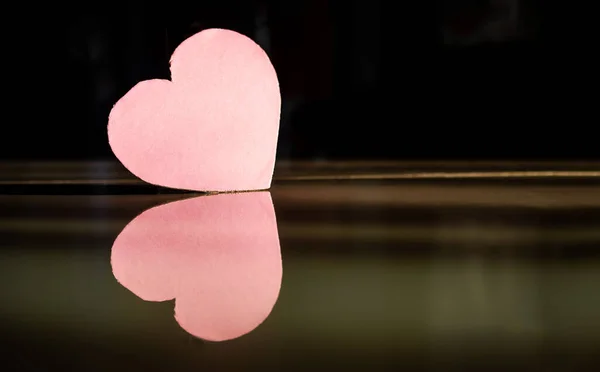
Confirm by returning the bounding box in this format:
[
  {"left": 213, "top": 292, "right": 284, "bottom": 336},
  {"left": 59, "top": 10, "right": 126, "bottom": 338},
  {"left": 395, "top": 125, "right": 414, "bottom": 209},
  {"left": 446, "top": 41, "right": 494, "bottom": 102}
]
[{"left": 2, "top": 0, "right": 596, "bottom": 161}]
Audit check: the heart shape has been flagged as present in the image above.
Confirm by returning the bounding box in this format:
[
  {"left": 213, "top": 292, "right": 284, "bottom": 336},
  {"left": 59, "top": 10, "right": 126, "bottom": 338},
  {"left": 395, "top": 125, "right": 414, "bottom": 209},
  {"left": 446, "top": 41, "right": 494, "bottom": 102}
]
[
  {"left": 110, "top": 192, "right": 282, "bottom": 342},
  {"left": 108, "top": 29, "right": 281, "bottom": 192}
]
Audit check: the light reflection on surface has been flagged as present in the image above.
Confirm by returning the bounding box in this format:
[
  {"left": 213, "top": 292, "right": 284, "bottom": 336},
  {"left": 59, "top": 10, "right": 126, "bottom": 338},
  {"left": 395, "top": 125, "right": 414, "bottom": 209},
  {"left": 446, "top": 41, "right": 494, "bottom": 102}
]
[
  {"left": 1, "top": 177, "right": 600, "bottom": 369},
  {"left": 110, "top": 191, "right": 282, "bottom": 342}
]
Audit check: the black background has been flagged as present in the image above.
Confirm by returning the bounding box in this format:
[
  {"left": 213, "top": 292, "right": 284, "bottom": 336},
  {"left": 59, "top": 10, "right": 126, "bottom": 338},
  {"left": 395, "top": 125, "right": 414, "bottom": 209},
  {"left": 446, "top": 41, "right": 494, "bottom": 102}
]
[{"left": 2, "top": 0, "right": 596, "bottom": 161}]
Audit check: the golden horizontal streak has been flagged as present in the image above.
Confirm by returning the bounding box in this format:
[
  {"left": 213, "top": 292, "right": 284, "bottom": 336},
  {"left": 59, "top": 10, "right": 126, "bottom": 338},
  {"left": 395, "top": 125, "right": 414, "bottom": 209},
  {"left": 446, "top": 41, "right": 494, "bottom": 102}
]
[
  {"left": 1, "top": 171, "right": 600, "bottom": 186},
  {"left": 0, "top": 179, "right": 143, "bottom": 185},
  {"left": 276, "top": 171, "right": 600, "bottom": 181},
  {"left": 1, "top": 219, "right": 599, "bottom": 245}
]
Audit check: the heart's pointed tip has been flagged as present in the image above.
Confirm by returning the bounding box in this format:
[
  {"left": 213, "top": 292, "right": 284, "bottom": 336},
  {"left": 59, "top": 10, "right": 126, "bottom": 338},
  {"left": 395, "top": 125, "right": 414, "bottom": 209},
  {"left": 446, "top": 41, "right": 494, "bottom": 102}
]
[
  {"left": 142, "top": 171, "right": 274, "bottom": 194},
  {"left": 200, "top": 187, "right": 272, "bottom": 195},
  {"left": 114, "top": 179, "right": 273, "bottom": 195},
  {"left": 176, "top": 182, "right": 272, "bottom": 194},
  {"left": 99, "top": 160, "right": 274, "bottom": 194}
]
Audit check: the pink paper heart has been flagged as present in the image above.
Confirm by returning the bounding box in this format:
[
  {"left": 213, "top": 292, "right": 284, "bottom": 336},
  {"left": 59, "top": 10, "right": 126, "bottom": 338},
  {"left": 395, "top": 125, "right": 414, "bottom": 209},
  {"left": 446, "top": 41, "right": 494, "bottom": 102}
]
[
  {"left": 110, "top": 192, "right": 282, "bottom": 342},
  {"left": 108, "top": 29, "right": 281, "bottom": 192}
]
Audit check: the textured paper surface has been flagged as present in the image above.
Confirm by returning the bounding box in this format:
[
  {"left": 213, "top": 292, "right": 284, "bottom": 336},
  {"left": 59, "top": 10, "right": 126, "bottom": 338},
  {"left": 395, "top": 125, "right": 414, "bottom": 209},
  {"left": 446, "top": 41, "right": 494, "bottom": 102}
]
[
  {"left": 111, "top": 192, "right": 282, "bottom": 342},
  {"left": 108, "top": 29, "right": 281, "bottom": 192}
]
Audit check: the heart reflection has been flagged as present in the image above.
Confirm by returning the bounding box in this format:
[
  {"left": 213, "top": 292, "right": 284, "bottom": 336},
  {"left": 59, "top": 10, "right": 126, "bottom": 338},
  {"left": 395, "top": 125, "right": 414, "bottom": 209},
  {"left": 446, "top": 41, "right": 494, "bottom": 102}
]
[{"left": 110, "top": 192, "right": 282, "bottom": 342}]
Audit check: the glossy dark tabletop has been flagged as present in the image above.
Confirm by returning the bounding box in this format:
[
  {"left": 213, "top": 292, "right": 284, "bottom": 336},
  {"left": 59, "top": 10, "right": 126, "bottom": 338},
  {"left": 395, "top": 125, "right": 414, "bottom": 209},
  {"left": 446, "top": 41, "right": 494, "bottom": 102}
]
[{"left": 1, "top": 161, "right": 600, "bottom": 371}]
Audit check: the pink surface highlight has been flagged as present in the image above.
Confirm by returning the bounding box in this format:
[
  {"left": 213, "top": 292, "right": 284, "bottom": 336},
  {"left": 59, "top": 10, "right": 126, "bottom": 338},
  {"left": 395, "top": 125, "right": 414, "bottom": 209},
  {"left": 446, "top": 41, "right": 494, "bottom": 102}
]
[
  {"left": 108, "top": 29, "right": 281, "bottom": 192},
  {"left": 110, "top": 192, "right": 282, "bottom": 342}
]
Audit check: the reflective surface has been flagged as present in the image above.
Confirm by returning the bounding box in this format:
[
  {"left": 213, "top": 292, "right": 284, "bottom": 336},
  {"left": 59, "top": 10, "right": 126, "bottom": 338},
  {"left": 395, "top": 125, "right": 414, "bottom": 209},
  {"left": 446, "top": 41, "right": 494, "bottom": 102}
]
[{"left": 1, "top": 162, "right": 600, "bottom": 370}]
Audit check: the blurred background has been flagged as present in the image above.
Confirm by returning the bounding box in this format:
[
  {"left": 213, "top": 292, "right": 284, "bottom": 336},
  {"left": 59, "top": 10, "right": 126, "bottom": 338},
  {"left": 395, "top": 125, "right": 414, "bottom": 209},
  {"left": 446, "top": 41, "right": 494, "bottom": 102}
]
[{"left": 2, "top": 0, "right": 596, "bottom": 161}]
